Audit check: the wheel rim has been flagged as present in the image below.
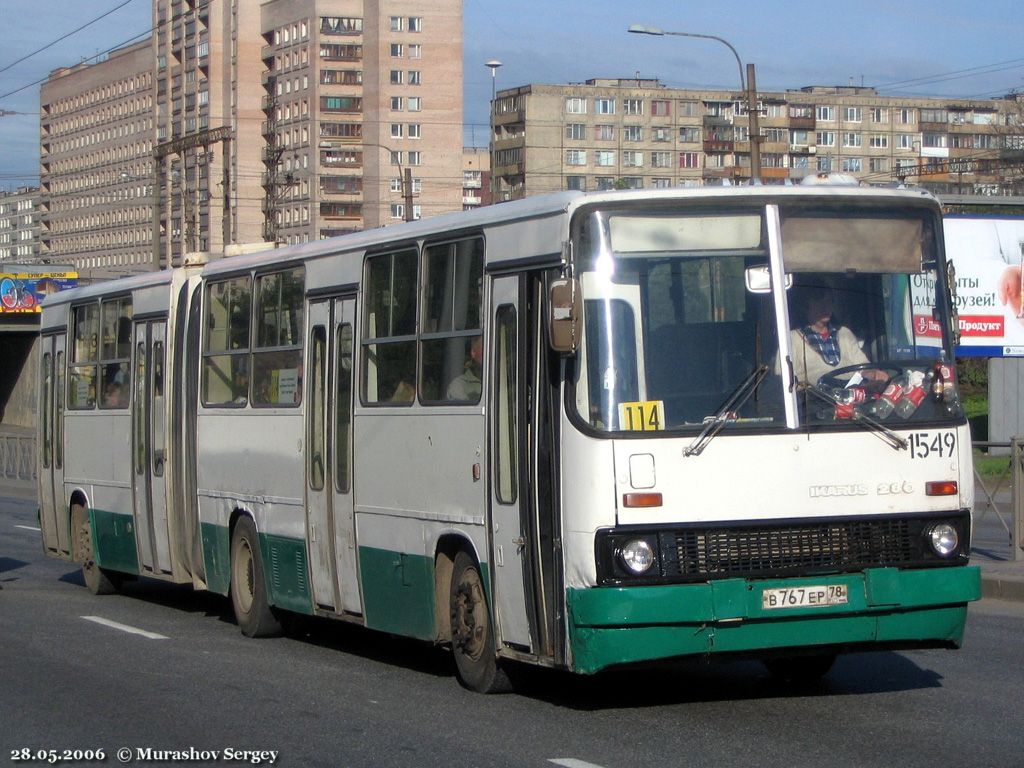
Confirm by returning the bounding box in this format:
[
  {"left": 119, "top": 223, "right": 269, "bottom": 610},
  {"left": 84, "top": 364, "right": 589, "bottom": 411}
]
[
  {"left": 452, "top": 566, "right": 487, "bottom": 662},
  {"left": 233, "top": 537, "right": 255, "bottom": 614}
]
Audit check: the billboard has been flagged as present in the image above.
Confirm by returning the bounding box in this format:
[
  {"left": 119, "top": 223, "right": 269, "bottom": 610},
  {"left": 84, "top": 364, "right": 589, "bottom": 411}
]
[
  {"left": 0, "top": 271, "right": 78, "bottom": 313},
  {"left": 944, "top": 216, "right": 1024, "bottom": 357}
]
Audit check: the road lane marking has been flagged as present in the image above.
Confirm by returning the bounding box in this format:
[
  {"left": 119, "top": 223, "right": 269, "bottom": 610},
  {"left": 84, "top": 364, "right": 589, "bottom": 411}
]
[
  {"left": 549, "top": 760, "right": 608, "bottom": 768},
  {"left": 81, "top": 616, "right": 169, "bottom": 640},
  {"left": 15, "top": 525, "right": 41, "bottom": 531}
]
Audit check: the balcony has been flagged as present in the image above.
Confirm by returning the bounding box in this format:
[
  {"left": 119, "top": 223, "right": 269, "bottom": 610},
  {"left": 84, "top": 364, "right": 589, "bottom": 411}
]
[
  {"left": 703, "top": 140, "right": 734, "bottom": 153},
  {"left": 789, "top": 116, "right": 815, "bottom": 131}
]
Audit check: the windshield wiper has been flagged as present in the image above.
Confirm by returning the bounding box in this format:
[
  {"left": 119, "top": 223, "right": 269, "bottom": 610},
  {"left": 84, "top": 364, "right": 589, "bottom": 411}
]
[
  {"left": 684, "top": 365, "right": 769, "bottom": 457},
  {"left": 804, "top": 385, "right": 908, "bottom": 451}
]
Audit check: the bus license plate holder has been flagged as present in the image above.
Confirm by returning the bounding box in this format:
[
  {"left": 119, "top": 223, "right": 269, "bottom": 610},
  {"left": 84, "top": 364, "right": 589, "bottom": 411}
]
[{"left": 761, "top": 583, "right": 848, "bottom": 610}]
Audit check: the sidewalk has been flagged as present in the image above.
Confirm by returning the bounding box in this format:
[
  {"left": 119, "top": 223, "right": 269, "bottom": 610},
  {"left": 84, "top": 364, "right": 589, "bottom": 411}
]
[{"left": 4, "top": 478, "right": 1022, "bottom": 602}]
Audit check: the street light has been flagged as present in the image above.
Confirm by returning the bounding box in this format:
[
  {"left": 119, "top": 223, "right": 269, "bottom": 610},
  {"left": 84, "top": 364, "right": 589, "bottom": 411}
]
[
  {"left": 628, "top": 24, "right": 761, "bottom": 181},
  {"left": 485, "top": 60, "right": 503, "bottom": 203}
]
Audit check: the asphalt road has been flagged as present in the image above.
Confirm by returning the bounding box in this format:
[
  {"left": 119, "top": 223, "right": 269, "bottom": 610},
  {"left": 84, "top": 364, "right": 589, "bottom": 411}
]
[{"left": 3, "top": 493, "right": 1023, "bottom": 768}]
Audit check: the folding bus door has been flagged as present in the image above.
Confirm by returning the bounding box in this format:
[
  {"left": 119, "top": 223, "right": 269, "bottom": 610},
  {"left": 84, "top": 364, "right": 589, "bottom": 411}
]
[
  {"left": 39, "top": 333, "right": 69, "bottom": 555},
  {"left": 131, "top": 319, "right": 172, "bottom": 575},
  {"left": 306, "top": 296, "right": 360, "bottom": 614}
]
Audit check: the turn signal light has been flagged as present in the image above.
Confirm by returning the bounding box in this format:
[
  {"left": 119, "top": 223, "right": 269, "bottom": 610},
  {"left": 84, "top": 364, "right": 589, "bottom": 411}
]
[
  {"left": 925, "top": 481, "right": 958, "bottom": 496},
  {"left": 623, "top": 492, "right": 663, "bottom": 508}
]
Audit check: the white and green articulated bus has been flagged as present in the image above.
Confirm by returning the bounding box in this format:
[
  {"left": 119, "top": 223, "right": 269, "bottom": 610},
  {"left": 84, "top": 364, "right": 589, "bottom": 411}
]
[{"left": 38, "top": 185, "right": 982, "bottom": 691}]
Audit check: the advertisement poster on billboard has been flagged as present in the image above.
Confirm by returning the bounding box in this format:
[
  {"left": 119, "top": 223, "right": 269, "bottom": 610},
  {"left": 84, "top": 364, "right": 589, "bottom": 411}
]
[
  {"left": 943, "top": 216, "right": 1024, "bottom": 358},
  {"left": 0, "top": 271, "right": 78, "bottom": 313}
]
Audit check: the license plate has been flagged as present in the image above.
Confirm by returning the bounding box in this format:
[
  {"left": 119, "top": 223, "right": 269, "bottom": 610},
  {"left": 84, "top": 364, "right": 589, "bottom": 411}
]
[{"left": 761, "top": 584, "right": 848, "bottom": 610}]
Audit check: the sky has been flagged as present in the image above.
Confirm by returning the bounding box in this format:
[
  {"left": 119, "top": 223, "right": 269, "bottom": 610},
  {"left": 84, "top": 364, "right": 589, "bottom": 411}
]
[{"left": 1, "top": 0, "right": 1023, "bottom": 190}]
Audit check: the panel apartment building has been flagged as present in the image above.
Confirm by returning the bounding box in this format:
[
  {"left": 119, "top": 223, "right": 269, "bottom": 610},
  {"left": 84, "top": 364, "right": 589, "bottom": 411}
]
[
  {"left": 0, "top": 187, "right": 42, "bottom": 265},
  {"left": 491, "top": 78, "right": 1024, "bottom": 199},
  {"left": 38, "top": 0, "right": 463, "bottom": 278}
]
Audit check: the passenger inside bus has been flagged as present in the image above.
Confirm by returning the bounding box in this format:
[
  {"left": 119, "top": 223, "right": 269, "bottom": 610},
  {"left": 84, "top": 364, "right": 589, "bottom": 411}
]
[{"left": 446, "top": 335, "right": 482, "bottom": 401}]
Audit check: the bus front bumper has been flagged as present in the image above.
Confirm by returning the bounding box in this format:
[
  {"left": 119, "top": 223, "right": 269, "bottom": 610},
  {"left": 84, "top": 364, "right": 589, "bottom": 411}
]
[{"left": 566, "top": 565, "right": 981, "bottom": 675}]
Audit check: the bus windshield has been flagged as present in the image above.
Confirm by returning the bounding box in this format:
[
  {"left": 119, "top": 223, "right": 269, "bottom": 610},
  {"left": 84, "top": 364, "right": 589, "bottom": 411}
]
[{"left": 571, "top": 200, "right": 961, "bottom": 435}]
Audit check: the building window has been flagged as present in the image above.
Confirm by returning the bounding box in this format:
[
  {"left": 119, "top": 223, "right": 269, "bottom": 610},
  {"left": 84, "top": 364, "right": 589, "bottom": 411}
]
[
  {"left": 897, "top": 134, "right": 916, "bottom": 150},
  {"left": 595, "top": 124, "right": 615, "bottom": 141},
  {"left": 408, "top": 124, "right": 421, "bottom": 139},
  {"left": 816, "top": 131, "right": 836, "bottom": 147},
  {"left": 391, "top": 43, "right": 404, "bottom": 57},
  {"left": 622, "top": 151, "right": 643, "bottom": 167},
  {"left": 678, "top": 100, "right": 698, "bottom": 117},
  {"left": 869, "top": 134, "right": 888, "bottom": 148},
  {"left": 841, "top": 157, "right": 862, "bottom": 173},
  {"left": 652, "top": 127, "right": 672, "bottom": 142},
  {"left": 842, "top": 132, "right": 862, "bottom": 147},
  {"left": 623, "top": 125, "right": 643, "bottom": 142},
  {"left": 566, "top": 150, "right": 587, "bottom": 166},
  {"left": 408, "top": 71, "right": 421, "bottom": 85},
  {"left": 407, "top": 97, "right": 422, "bottom": 111},
  {"left": 595, "top": 151, "right": 616, "bottom": 167},
  {"left": 391, "top": 123, "right": 403, "bottom": 138},
  {"left": 321, "top": 17, "right": 362, "bottom": 35},
  {"left": 595, "top": 98, "right": 615, "bottom": 115},
  {"left": 651, "top": 151, "right": 672, "bottom": 168},
  {"left": 390, "top": 70, "right": 403, "bottom": 85},
  {"left": 623, "top": 98, "right": 642, "bottom": 115},
  {"left": 566, "top": 176, "right": 586, "bottom": 191},
  {"left": 844, "top": 107, "right": 862, "bottom": 122},
  {"left": 816, "top": 105, "right": 835, "bottom": 121},
  {"left": 869, "top": 157, "right": 889, "bottom": 173},
  {"left": 408, "top": 17, "right": 423, "bottom": 32},
  {"left": 565, "top": 123, "right": 585, "bottom": 140},
  {"left": 896, "top": 108, "right": 915, "bottom": 125},
  {"left": 679, "top": 152, "right": 700, "bottom": 169},
  {"left": 870, "top": 108, "right": 888, "bottom": 123},
  {"left": 390, "top": 16, "right": 403, "bottom": 31},
  {"left": 565, "top": 97, "right": 587, "bottom": 114},
  {"left": 651, "top": 100, "right": 670, "bottom": 117},
  {"left": 679, "top": 126, "right": 700, "bottom": 143}
]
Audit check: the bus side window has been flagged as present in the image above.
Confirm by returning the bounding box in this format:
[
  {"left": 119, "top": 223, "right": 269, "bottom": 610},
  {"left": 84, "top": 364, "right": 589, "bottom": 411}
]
[
  {"left": 362, "top": 248, "right": 418, "bottom": 405},
  {"left": 420, "top": 237, "right": 484, "bottom": 403}
]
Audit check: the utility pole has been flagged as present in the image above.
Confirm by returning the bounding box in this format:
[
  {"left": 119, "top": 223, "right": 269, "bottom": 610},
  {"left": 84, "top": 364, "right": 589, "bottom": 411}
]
[{"left": 747, "top": 63, "right": 762, "bottom": 182}]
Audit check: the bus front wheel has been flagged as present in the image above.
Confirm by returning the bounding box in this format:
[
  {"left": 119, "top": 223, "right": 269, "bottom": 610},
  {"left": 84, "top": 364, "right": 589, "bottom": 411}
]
[
  {"left": 449, "top": 550, "right": 509, "bottom": 693},
  {"left": 72, "top": 503, "right": 121, "bottom": 596},
  {"left": 229, "top": 516, "right": 281, "bottom": 638}
]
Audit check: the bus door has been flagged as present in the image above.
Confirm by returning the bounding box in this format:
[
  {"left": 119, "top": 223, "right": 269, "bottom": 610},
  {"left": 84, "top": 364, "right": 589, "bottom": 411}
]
[
  {"left": 39, "top": 333, "right": 69, "bottom": 555},
  {"left": 489, "top": 273, "right": 560, "bottom": 656},
  {"left": 131, "top": 319, "right": 172, "bottom": 575},
  {"left": 306, "top": 296, "right": 360, "bottom": 614}
]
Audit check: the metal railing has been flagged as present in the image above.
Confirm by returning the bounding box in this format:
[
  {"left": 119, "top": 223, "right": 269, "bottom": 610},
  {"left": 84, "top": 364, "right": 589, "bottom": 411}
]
[
  {"left": 0, "top": 427, "right": 36, "bottom": 483},
  {"left": 973, "top": 439, "right": 1024, "bottom": 562}
]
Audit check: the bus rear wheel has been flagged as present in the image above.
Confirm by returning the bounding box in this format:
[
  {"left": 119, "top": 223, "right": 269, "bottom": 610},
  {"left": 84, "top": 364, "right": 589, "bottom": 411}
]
[
  {"left": 449, "top": 550, "right": 509, "bottom": 693},
  {"left": 72, "top": 503, "right": 121, "bottom": 596},
  {"left": 229, "top": 516, "right": 281, "bottom": 638}
]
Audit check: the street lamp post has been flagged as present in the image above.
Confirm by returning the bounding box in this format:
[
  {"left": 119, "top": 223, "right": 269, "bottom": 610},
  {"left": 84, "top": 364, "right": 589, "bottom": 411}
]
[
  {"left": 486, "top": 60, "right": 502, "bottom": 204},
  {"left": 628, "top": 24, "right": 761, "bottom": 182}
]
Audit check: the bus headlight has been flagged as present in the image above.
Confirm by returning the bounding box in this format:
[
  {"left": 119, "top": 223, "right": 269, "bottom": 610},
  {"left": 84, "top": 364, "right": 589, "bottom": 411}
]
[
  {"left": 619, "top": 538, "right": 657, "bottom": 575},
  {"left": 927, "top": 522, "right": 960, "bottom": 557}
]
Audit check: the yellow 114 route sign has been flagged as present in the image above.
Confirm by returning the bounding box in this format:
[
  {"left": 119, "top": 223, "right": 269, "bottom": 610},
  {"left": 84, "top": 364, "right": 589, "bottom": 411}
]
[{"left": 617, "top": 400, "right": 666, "bottom": 431}]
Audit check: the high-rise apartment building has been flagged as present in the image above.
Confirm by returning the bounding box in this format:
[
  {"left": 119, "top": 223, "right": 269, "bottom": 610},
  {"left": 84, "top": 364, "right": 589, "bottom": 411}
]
[
  {"left": 37, "top": 0, "right": 464, "bottom": 279},
  {"left": 0, "top": 187, "right": 42, "bottom": 264},
  {"left": 492, "top": 79, "right": 1024, "bottom": 199},
  {"left": 260, "top": 0, "right": 464, "bottom": 242},
  {"left": 38, "top": 40, "right": 154, "bottom": 279}
]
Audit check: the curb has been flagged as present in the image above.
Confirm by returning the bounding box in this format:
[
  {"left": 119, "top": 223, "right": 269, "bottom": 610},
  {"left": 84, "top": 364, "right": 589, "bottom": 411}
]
[{"left": 980, "top": 573, "right": 1024, "bottom": 603}]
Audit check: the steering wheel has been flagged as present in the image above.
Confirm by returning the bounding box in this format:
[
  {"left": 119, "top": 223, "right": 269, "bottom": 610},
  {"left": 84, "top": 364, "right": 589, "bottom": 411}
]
[{"left": 816, "top": 361, "right": 904, "bottom": 393}]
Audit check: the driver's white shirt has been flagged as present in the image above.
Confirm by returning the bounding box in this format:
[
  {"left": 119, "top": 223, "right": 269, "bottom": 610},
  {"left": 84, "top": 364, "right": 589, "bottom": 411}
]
[{"left": 788, "top": 326, "right": 869, "bottom": 386}]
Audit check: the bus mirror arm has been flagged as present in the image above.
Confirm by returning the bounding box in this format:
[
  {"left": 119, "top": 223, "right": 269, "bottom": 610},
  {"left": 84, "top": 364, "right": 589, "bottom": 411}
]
[{"left": 548, "top": 278, "right": 582, "bottom": 354}]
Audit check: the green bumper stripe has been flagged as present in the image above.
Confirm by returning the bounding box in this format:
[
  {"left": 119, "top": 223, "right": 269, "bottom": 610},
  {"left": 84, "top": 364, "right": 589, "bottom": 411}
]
[
  {"left": 89, "top": 509, "right": 139, "bottom": 575},
  {"left": 359, "top": 547, "right": 436, "bottom": 641},
  {"left": 567, "top": 566, "right": 981, "bottom": 674}
]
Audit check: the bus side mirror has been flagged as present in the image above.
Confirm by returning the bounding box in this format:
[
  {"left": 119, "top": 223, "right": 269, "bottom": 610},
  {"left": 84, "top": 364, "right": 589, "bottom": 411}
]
[{"left": 548, "top": 278, "right": 582, "bottom": 354}]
